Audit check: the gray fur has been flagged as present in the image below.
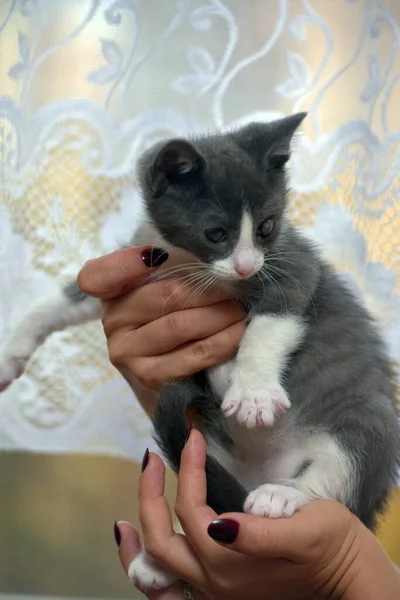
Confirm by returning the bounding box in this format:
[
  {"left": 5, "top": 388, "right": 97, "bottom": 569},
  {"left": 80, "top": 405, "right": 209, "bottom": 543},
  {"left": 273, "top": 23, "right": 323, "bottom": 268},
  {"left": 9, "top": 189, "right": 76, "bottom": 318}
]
[
  {"left": 142, "top": 114, "right": 400, "bottom": 530},
  {"left": 63, "top": 280, "right": 87, "bottom": 302},
  {"left": 57, "top": 114, "right": 399, "bottom": 530}
]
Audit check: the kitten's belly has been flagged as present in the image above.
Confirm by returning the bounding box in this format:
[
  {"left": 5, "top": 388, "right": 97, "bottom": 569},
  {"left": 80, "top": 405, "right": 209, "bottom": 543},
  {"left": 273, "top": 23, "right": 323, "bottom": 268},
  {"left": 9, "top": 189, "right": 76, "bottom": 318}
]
[
  {"left": 206, "top": 357, "right": 311, "bottom": 492},
  {"left": 208, "top": 418, "right": 310, "bottom": 492}
]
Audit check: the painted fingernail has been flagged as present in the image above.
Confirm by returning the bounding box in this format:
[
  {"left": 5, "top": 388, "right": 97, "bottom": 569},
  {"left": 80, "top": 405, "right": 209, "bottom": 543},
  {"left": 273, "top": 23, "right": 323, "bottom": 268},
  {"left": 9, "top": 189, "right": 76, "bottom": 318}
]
[
  {"left": 185, "top": 423, "right": 195, "bottom": 445},
  {"left": 141, "top": 248, "right": 169, "bottom": 268},
  {"left": 207, "top": 518, "right": 239, "bottom": 544},
  {"left": 114, "top": 521, "right": 121, "bottom": 547},
  {"left": 141, "top": 448, "right": 149, "bottom": 472}
]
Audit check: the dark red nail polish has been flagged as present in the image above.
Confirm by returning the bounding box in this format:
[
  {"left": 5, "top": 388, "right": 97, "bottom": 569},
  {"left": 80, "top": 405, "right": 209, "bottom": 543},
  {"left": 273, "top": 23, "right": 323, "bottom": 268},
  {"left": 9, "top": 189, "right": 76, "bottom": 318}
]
[
  {"left": 141, "top": 248, "right": 168, "bottom": 268},
  {"left": 114, "top": 521, "right": 121, "bottom": 547},
  {"left": 185, "top": 423, "right": 195, "bottom": 445},
  {"left": 207, "top": 518, "right": 239, "bottom": 544},
  {"left": 141, "top": 448, "right": 149, "bottom": 472}
]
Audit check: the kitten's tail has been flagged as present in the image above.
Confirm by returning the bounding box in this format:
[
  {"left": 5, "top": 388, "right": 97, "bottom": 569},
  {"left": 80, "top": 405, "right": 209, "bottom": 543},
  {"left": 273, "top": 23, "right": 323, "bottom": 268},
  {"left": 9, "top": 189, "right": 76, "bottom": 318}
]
[{"left": 153, "top": 379, "right": 247, "bottom": 514}]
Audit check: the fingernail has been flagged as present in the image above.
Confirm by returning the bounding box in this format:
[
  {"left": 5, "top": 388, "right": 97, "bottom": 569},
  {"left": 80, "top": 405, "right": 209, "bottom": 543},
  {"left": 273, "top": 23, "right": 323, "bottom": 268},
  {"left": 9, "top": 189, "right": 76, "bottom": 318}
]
[
  {"left": 114, "top": 521, "right": 121, "bottom": 547},
  {"left": 141, "top": 248, "right": 169, "bottom": 268},
  {"left": 207, "top": 518, "right": 239, "bottom": 544},
  {"left": 141, "top": 448, "right": 149, "bottom": 472},
  {"left": 185, "top": 423, "right": 195, "bottom": 445}
]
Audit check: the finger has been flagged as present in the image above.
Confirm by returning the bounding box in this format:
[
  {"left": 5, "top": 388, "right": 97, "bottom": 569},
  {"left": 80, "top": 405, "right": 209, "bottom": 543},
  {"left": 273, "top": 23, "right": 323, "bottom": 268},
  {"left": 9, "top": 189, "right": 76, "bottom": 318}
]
[
  {"left": 206, "top": 500, "right": 335, "bottom": 562},
  {"left": 132, "top": 301, "right": 244, "bottom": 356},
  {"left": 138, "top": 452, "right": 204, "bottom": 583},
  {"left": 102, "top": 278, "right": 238, "bottom": 335},
  {"left": 116, "top": 520, "right": 142, "bottom": 574},
  {"left": 77, "top": 247, "right": 168, "bottom": 300},
  {"left": 114, "top": 321, "right": 245, "bottom": 390},
  {"left": 177, "top": 429, "right": 216, "bottom": 523},
  {"left": 116, "top": 521, "right": 186, "bottom": 600},
  {"left": 174, "top": 430, "right": 220, "bottom": 558}
]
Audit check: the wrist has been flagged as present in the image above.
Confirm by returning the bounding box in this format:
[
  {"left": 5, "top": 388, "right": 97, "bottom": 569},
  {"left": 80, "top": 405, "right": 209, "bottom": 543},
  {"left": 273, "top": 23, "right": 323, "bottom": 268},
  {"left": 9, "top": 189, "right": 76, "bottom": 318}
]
[{"left": 333, "top": 526, "right": 400, "bottom": 600}]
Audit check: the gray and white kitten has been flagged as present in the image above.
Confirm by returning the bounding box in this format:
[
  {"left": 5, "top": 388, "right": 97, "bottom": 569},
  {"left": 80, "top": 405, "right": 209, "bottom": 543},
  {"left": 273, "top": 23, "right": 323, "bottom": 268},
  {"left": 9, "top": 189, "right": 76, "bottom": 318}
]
[{"left": 0, "top": 113, "right": 399, "bottom": 591}]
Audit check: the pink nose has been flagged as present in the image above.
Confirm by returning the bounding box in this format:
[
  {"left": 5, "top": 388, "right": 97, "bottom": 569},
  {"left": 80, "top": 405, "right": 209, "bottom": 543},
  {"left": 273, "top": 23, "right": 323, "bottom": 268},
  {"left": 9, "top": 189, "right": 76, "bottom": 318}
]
[{"left": 235, "top": 265, "right": 254, "bottom": 278}]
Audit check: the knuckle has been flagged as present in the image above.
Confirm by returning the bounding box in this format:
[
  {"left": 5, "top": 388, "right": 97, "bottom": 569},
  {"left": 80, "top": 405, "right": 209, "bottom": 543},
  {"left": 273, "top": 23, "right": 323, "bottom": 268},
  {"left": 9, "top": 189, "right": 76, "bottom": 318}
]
[
  {"left": 107, "top": 332, "right": 131, "bottom": 368},
  {"left": 100, "top": 304, "right": 116, "bottom": 338},
  {"left": 160, "top": 279, "right": 187, "bottom": 306},
  {"left": 128, "top": 357, "right": 147, "bottom": 381},
  {"left": 191, "top": 337, "right": 216, "bottom": 363},
  {"left": 160, "top": 279, "right": 177, "bottom": 303},
  {"left": 107, "top": 343, "right": 124, "bottom": 369},
  {"left": 101, "top": 296, "right": 140, "bottom": 338},
  {"left": 131, "top": 358, "right": 159, "bottom": 389},
  {"left": 161, "top": 311, "right": 187, "bottom": 339}
]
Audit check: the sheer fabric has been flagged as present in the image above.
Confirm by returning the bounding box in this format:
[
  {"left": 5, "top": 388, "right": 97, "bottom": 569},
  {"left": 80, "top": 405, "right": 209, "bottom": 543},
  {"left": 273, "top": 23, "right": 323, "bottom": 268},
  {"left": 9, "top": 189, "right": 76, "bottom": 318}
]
[{"left": 0, "top": 0, "right": 399, "bottom": 461}]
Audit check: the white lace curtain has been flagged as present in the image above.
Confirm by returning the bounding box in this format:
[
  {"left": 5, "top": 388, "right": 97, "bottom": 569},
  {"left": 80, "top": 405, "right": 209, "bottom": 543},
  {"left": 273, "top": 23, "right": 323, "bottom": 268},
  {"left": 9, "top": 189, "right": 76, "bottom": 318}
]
[{"left": 0, "top": 0, "right": 399, "bottom": 463}]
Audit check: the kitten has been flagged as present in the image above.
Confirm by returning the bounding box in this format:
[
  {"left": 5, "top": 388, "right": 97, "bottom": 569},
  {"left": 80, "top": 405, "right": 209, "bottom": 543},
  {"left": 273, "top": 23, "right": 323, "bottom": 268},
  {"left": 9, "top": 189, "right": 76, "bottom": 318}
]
[{"left": 0, "top": 114, "right": 399, "bottom": 592}]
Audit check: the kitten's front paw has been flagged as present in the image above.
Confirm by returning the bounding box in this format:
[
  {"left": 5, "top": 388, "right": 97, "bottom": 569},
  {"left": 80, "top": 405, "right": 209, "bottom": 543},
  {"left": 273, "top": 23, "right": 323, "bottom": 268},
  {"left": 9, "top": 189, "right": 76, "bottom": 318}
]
[
  {"left": 244, "top": 484, "right": 308, "bottom": 518},
  {"left": 222, "top": 382, "right": 290, "bottom": 428},
  {"left": 128, "top": 551, "right": 177, "bottom": 591}
]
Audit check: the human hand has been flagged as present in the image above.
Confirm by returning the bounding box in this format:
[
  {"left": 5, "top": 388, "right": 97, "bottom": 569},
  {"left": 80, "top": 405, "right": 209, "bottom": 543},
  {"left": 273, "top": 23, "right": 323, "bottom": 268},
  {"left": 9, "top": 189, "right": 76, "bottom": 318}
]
[
  {"left": 116, "top": 429, "right": 400, "bottom": 600},
  {"left": 115, "top": 521, "right": 207, "bottom": 599},
  {"left": 78, "top": 247, "right": 246, "bottom": 413}
]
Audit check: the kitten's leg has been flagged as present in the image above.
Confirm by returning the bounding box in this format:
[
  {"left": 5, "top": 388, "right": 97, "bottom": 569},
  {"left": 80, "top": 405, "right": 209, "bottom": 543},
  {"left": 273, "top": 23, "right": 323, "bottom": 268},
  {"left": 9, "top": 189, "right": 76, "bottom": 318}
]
[
  {"left": 0, "top": 281, "right": 101, "bottom": 391},
  {"left": 207, "top": 357, "right": 236, "bottom": 399},
  {"left": 244, "top": 433, "right": 353, "bottom": 518},
  {"left": 222, "top": 314, "right": 306, "bottom": 428},
  {"left": 128, "top": 551, "right": 178, "bottom": 591},
  {"left": 128, "top": 523, "right": 182, "bottom": 591}
]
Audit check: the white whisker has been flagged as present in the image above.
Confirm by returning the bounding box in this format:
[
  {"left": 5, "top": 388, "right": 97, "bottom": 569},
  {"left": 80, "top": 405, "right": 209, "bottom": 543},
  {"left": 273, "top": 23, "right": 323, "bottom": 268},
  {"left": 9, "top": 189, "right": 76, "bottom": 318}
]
[{"left": 263, "top": 264, "right": 317, "bottom": 322}]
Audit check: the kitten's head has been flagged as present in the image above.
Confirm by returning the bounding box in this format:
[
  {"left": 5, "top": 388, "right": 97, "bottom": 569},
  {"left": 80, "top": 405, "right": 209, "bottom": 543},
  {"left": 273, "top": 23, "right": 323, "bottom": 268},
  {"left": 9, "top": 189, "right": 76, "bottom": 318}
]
[{"left": 138, "top": 113, "right": 306, "bottom": 281}]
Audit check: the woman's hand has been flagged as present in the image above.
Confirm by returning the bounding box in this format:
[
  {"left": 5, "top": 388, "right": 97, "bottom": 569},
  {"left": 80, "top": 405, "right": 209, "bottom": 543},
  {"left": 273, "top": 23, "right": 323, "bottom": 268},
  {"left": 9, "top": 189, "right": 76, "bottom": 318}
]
[
  {"left": 115, "top": 430, "right": 400, "bottom": 600},
  {"left": 78, "top": 247, "right": 246, "bottom": 415},
  {"left": 116, "top": 520, "right": 209, "bottom": 599}
]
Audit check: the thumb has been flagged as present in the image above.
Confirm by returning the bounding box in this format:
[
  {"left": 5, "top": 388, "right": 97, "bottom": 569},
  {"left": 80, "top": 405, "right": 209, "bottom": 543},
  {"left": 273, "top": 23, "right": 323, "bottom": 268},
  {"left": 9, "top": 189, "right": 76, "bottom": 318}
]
[
  {"left": 77, "top": 246, "right": 169, "bottom": 300},
  {"left": 206, "top": 511, "right": 312, "bottom": 562},
  {"left": 114, "top": 521, "right": 189, "bottom": 600},
  {"left": 114, "top": 520, "right": 142, "bottom": 574}
]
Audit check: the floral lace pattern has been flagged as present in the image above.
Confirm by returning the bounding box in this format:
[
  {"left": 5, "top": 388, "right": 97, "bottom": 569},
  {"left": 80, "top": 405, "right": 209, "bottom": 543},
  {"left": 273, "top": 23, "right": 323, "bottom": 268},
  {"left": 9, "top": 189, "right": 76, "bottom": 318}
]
[{"left": 0, "top": 0, "right": 399, "bottom": 462}]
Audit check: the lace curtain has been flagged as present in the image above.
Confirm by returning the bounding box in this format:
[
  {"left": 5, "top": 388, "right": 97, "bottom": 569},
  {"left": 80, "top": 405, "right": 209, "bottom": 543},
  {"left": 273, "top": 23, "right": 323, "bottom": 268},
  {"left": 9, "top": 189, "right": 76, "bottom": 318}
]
[{"left": 0, "top": 0, "right": 399, "bottom": 464}]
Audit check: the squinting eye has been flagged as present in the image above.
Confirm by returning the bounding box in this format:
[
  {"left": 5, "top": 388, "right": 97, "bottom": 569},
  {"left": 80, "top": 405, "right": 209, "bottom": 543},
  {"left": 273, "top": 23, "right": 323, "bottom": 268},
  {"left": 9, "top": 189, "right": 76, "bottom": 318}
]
[
  {"left": 258, "top": 218, "right": 274, "bottom": 238},
  {"left": 205, "top": 227, "right": 228, "bottom": 243}
]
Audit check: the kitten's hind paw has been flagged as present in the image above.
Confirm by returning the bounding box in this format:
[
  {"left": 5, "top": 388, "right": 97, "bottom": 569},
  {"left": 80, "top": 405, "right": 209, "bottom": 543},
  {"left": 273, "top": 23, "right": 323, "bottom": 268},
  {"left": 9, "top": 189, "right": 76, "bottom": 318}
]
[
  {"left": 0, "top": 346, "right": 32, "bottom": 392},
  {"left": 244, "top": 484, "right": 308, "bottom": 518},
  {"left": 222, "top": 383, "right": 290, "bottom": 428},
  {"left": 128, "top": 550, "right": 177, "bottom": 591}
]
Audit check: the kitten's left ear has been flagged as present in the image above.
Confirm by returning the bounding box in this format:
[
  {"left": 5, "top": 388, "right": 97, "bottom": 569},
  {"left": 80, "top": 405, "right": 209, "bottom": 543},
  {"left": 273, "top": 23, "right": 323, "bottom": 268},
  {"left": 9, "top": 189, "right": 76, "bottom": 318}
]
[
  {"left": 149, "top": 139, "right": 205, "bottom": 195},
  {"left": 234, "top": 112, "right": 307, "bottom": 172}
]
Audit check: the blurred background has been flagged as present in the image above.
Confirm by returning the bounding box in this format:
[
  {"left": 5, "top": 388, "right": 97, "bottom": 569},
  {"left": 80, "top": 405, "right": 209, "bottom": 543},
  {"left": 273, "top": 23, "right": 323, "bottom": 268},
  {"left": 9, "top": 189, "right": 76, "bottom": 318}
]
[{"left": 0, "top": 0, "right": 399, "bottom": 597}]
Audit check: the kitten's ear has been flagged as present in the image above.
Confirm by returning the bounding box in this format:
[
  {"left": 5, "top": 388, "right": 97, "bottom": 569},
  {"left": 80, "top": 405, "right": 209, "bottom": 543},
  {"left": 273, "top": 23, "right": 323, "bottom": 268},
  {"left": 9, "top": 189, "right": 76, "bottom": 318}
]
[
  {"left": 266, "top": 112, "right": 307, "bottom": 172},
  {"left": 149, "top": 139, "right": 205, "bottom": 195},
  {"left": 234, "top": 112, "right": 307, "bottom": 173}
]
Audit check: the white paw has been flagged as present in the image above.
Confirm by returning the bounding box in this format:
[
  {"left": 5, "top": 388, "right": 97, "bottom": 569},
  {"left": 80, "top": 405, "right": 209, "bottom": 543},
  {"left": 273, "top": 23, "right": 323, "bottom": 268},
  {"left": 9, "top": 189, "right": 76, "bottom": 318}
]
[
  {"left": 244, "top": 484, "right": 308, "bottom": 518},
  {"left": 221, "top": 382, "right": 290, "bottom": 428},
  {"left": 128, "top": 550, "right": 177, "bottom": 591},
  {"left": 0, "top": 342, "right": 34, "bottom": 392}
]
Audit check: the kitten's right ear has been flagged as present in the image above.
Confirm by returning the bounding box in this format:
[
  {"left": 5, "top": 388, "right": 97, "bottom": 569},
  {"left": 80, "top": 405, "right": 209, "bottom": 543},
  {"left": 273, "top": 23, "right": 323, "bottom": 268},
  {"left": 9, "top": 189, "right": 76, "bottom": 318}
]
[
  {"left": 148, "top": 139, "right": 205, "bottom": 196},
  {"left": 232, "top": 112, "right": 307, "bottom": 172}
]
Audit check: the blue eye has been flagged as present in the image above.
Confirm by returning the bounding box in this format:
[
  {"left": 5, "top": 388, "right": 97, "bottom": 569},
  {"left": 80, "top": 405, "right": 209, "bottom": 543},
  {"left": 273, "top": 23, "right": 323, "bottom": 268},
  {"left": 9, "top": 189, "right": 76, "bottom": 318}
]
[{"left": 205, "top": 227, "right": 227, "bottom": 243}]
